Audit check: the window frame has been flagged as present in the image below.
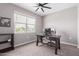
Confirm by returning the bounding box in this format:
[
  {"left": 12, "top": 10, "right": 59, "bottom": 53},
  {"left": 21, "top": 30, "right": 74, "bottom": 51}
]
[
  {"left": 14, "top": 11, "right": 36, "bottom": 33},
  {"left": 14, "top": 13, "right": 27, "bottom": 33},
  {"left": 26, "top": 17, "right": 36, "bottom": 33}
]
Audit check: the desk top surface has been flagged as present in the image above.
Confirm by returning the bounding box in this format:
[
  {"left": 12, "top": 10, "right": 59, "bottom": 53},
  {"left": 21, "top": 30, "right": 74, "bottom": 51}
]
[{"left": 37, "top": 33, "right": 61, "bottom": 38}]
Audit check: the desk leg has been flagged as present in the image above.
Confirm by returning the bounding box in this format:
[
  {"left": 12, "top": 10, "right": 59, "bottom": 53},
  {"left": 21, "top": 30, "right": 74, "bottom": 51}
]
[
  {"left": 58, "top": 38, "right": 60, "bottom": 49},
  {"left": 36, "top": 36, "right": 39, "bottom": 46},
  {"left": 55, "top": 40, "right": 58, "bottom": 55},
  {"left": 40, "top": 37, "right": 43, "bottom": 43},
  {"left": 11, "top": 34, "right": 14, "bottom": 49},
  {"left": 55, "top": 48, "right": 57, "bottom": 55}
]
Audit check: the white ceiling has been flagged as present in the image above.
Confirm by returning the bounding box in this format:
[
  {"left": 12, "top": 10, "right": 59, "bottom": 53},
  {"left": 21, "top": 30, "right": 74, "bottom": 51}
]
[{"left": 14, "top": 3, "right": 77, "bottom": 16}]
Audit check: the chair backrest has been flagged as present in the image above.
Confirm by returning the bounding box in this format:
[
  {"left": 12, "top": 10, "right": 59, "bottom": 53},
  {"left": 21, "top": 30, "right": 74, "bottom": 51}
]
[
  {"left": 44, "top": 28, "right": 52, "bottom": 36},
  {"left": 44, "top": 28, "right": 51, "bottom": 39}
]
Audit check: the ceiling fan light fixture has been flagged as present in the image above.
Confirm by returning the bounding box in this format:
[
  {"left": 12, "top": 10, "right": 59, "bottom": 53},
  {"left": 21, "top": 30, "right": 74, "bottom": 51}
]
[{"left": 34, "top": 3, "right": 52, "bottom": 12}]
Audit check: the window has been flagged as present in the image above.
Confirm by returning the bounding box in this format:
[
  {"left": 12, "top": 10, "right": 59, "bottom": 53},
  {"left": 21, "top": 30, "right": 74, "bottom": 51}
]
[
  {"left": 14, "top": 12, "right": 36, "bottom": 33},
  {"left": 14, "top": 13, "right": 26, "bottom": 33},
  {"left": 26, "top": 17, "right": 35, "bottom": 32}
]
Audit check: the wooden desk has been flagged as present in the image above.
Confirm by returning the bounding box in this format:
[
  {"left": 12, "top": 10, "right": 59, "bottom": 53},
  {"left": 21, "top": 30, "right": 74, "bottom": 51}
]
[{"left": 36, "top": 34, "right": 61, "bottom": 55}]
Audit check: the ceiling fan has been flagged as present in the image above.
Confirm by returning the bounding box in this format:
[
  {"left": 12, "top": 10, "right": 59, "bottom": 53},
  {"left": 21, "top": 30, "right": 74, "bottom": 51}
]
[{"left": 34, "top": 3, "right": 52, "bottom": 12}]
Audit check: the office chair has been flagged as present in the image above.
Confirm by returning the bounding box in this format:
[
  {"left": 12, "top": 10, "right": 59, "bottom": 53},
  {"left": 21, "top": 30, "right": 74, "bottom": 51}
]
[{"left": 43, "top": 28, "right": 54, "bottom": 46}]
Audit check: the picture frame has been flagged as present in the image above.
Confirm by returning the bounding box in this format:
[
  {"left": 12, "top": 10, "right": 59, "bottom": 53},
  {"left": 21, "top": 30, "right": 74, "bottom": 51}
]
[{"left": 0, "top": 16, "right": 11, "bottom": 27}]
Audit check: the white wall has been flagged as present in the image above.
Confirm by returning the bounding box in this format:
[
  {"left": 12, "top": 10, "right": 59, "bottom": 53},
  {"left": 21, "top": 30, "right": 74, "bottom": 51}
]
[
  {"left": 43, "top": 6, "right": 77, "bottom": 46},
  {"left": 77, "top": 4, "right": 79, "bottom": 48},
  {"left": 0, "top": 3, "right": 14, "bottom": 33},
  {"left": 0, "top": 3, "right": 43, "bottom": 49}
]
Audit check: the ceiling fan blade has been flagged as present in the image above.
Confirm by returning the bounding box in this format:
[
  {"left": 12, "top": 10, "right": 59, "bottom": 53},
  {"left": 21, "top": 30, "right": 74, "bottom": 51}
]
[
  {"left": 41, "top": 8, "right": 44, "bottom": 12},
  {"left": 43, "top": 6, "right": 51, "bottom": 9},
  {"left": 42, "top": 3, "right": 48, "bottom": 5},
  {"left": 35, "top": 8, "right": 39, "bottom": 12}
]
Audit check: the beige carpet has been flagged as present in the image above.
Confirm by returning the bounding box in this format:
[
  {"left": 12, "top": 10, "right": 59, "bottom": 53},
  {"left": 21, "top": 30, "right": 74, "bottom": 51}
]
[{"left": 0, "top": 42, "right": 79, "bottom": 56}]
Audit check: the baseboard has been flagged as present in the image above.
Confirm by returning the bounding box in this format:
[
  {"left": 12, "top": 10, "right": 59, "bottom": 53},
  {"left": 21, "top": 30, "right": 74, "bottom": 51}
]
[
  {"left": 14, "top": 40, "right": 36, "bottom": 47},
  {"left": 14, "top": 40, "right": 77, "bottom": 48},
  {"left": 61, "top": 41, "right": 77, "bottom": 47}
]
